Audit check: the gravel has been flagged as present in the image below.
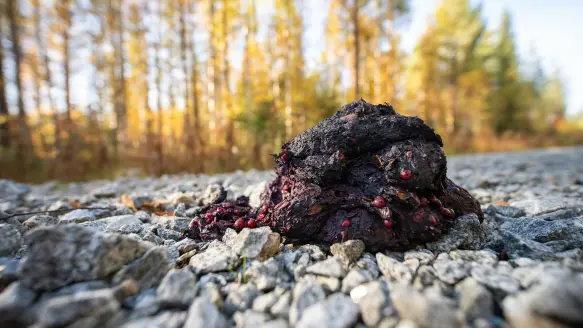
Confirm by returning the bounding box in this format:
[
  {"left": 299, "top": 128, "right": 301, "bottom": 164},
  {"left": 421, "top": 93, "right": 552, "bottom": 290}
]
[{"left": 0, "top": 147, "right": 582, "bottom": 327}]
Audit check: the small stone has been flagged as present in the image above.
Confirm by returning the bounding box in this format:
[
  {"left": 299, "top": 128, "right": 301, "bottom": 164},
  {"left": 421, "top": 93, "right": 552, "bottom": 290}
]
[
  {"left": 426, "top": 214, "right": 487, "bottom": 252},
  {"left": 354, "top": 280, "right": 396, "bottom": 327},
  {"left": 449, "top": 250, "right": 498, "bottom": 265},
  {"left": 298, "top": 244, "right": 327, "bottom": 261},
  {"left": 0, "top": 179, "right": 30, "bottom": 201},
  {"left": 58, "top": 209, "right": 97, "bottom": 224},
  {"left": 509, "top": 197, "right": 574, "bottom": 216},
  {"left": 296, "top": 293, "right": 359, "bottom": 328},
  {"left": 20, "top": 225, "right": 152, "bottom": 291},
  {"left": 156, "top": 227, "right": 182, "bottom": 241},
  {"left": 330, "top": 240, "right": 365, "bottom": 266},
  {"left": 270, "top": 290, "right": 292, "bottom": 318},
  {"left": 252, "top": 292, "right": 280, "bottom": 312},
  {"left": 174, "top": 203, "right": 186, "bottom": 217},
  {"left": 234, "top": 310, "right": 272, "bottom": 328},
  {"left": 189, "top": 240, "right": 240, "bottom": 274},
  {"left": 391, "top": 284, "right": 464, "bottom": 328},
  {"left": 199, "top": 184, "right": 227, "bottom": 206},
  {"left": 456, "top": 277, "right": 494, "bottom": 321},
  {"left": 230, "top": 227, "right": 274, "bottom": 259},
  {"left": 0, "top": 224, "right": 22, "bottom": 257},
  {"left": 223, "top": 284, "right": 260, "bottom": 316},
  {"left": 22, "top": 214, "right": 59, "bottom": 231},
  {"left": 500, "top": 217, "right": 583, "bottom": 249},
  {"left": 121, "top": 311, "right": 187, "bottom": 328},
  {"left": 404, "top": 249, "right": 434, "bottom": 265},
  {"left": 260, "top": 318, "right": 290, "bottom": 328},
  {"left": 117, "top": 223, "right": 144, "bottom": 234},
  {"left": 0, "top": 282, "right": 37, "bottom": 326},
  {"left": 142, "top": 231, "right": 164, "bottom": 245},
  {"left": 260, "top": 232, "right": 282, "bottom": 261},
  {"left": 471, "top": 264, "right": 520, "bottom": 298},
  {"left": 176, "top": 249, "right": 198, "bottom": 266},
  {"left": 198, "top": 282, "right": 224, "bottom": 309},
  {"left": 246, "top": 257, "right": 291, "bottom": 291},
  {"left": 290, "top": 279, "right": 326, "bottom": 325},
  {"left": 78, "top": 214, "right": 143, "bottom": 232},
  {"left": 183, "top": 297, "right": 228, "bottom": 328},
  {"left": 504, "top": 273, "right": 583, "bottom": 328},
  {"left": 306, "top": 257, "right": 346, "bottom": 278},
  {"left": 432, "top": 260, "right": 469, "bottom": 285},
  {"left": 112, "top": 246, "right": 171, "bottom": 291},
  {"left": 37, "top": 287, "right": 121, "bottom": 328},
  {"left": 341, "top": 267, "right": 375, "bottom": 293},
  {"left": 156, "top": 269, "right": 197, "bottom": 309},
  {"left": 376, "top": 253, "right": 413, "bottom": 283}
]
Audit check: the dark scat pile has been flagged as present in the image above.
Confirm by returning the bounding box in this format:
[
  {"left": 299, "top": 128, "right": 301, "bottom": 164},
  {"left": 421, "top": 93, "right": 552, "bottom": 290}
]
[{"left": 185, "top": 100, "right": 483, "bottom": 251}]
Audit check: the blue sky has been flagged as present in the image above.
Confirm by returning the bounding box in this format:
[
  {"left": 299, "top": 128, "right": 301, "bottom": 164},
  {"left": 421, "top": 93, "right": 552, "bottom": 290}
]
[{"left": 302, "top": 0, "right": 583, "bottom": 116}]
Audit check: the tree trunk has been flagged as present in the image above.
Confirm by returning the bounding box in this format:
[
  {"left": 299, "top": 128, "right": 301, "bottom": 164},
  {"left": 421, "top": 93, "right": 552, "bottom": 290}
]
[
  {"left": 179, "top": 0, "right": 192, "bottom": 166},
  {"left": 8, "top": 0, "right": 32, "bottom": 169},
  {"left": 189, "top": 0, "right": 203, "bottom": 171},
  {"left": 283, "top": 1, "right": 293, "bottom": 140},
  {"left": 222, "top": 0, "right": 234, "bottom": 170},
  {"left": 155, "top": 0, "right": 164, "bottom": 175},
  {"left": 61, "top": 1, "right": 73, "bottom": 164},
  {"left": 0, "top": 16, "right": 10, "bottom": 149},
  {"left": 117, "top": 0, "right": 128, "bottom": 152},
  {"left": 352, "top": 0, "right": 360, "bottom": 98}
]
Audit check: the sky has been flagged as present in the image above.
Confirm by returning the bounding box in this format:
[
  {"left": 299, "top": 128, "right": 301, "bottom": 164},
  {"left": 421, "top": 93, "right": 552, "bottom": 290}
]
[{"left": 302, "top": 0, "right": 583, "bottom": 116}]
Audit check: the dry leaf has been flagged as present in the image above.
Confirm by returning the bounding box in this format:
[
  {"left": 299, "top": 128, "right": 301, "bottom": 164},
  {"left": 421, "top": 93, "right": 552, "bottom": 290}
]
[
  {"left": 495, "top": 200, "right": 509, "bottom": 206},
  {"left": 308, "top": 204, "right": 323, "bottom": 215},
  {"left": 68, "top": 200, "right": 81, "bottom": 209},
  {"left": 397, "top": 191, "right": 405, "bottom": 200},
  {"left": 121, "top": 194, "right": 137, "bottom": 211}
]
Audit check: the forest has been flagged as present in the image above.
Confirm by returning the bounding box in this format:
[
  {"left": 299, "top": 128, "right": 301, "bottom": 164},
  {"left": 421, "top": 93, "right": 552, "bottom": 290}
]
[{"left": 0, "top": 0, "right": 582, "bottom": 183}]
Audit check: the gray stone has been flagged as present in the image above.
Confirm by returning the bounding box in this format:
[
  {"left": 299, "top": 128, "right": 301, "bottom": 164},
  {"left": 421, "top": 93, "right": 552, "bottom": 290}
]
[
  {"left": 234, "top": 309, "right": 272, "bottom": 328},
  {"left": 456, "top": 277, "right": 494, "bottom": 321},
  {"left": 404, "top": 249, "right": 434, "bottom": 264},
  {"left": 500, "top": 217, "right": 583, "bottom": 248},
  {"left": 433, "top": 260, "right": 469, "bottom": 284},
  {"left": 90, "top": 182, "right": 120, "bottom": 198},
  {"left": 224, "top": 284, "right": 260, "bottom": 316},
  {"left": 296, "top": 293, "right": 359, "bottom": 328},
  {"left": 199, "top": 184, "right": 227, "bottom": 206},
  {"left": 246, "top": 257, "right": 291, "bottom": 291},
  {"left": 352, "top": 280, "right": 396, "bottom": 327},
  {"left": 0, "top": 224, "right": 22, "bottom": 257},
  {"left": 157, "top": 227, "right": 182, "bottom": 241},
  {"left": 330, "top": 240, "right": 365, "bottom": 266},
  {"left": 37, "top": 288, "right": 121, "bottom": 328},
  {"left": 152, "top": 215, "right": 191, "bottom": 232},
  {"left": 252, "top": 291, "right": 280, "bottom": 312},
  {"left": 356, "top": 253, "right": 380, "bottom": 278},
  {"left": 485, "top": 205, "right": 526, "bottom": 218},
  {"left": 78, "top": 214, "right": 143, "bottom": 232},
  {"left": 0, "top": 257, "right": 20, "bottom": 285},
  {"left": 305, "top": 257, "right": 346, "bottom": 278},
  {"left": 157, "top": 269, "right": 198, "bottom": 309},
  {"left": 509, "top": 197, "right": 577, "bottom": 216},
  {"left": 198, "top": 282, "right": 224, "bottom": 309},
  {"left": 183, "top": 297, "right": 228, "bottom": 328},
  {"left": 142, "top": 231, "right": 164, "bottom": 245},
  {"left": 174, "top": 203, "right": 186, "bottom": 217},
  {"left": 471, "top": 264, "right": 520, "bottom": 297},
  {"left": 298, "top": 244, "right": 327, "bottom": 261},
  {"left": 449, "top": 250, "right": 498, "bottom": 265},
  {"left": 117, "top": 222, "right": 144, "bottom": 234},
  {"left": 0, "top": 282, "right": 37, "bottom": 326},
  {"left": 289, "top": 279, "right": 326, "bottom": 325},
  {"left": 391, "top": 284, "right": 464, "bottom": 328},
  {"left": 121, "top": 311, "right": 187, "bottom": 328},
  {"left": 244, "top": 181, "right": 267, "bottom": 208},
  {"left": 260, "top": 318, "right": 290, "bottom": 328},
  {"left": 341, "top": 267, "right": 375, "bottom": 293},
  {"left": 22, "top": 214, "right": 59, "bottom": 231},
  {"left": 20, "top": 225, "right": 152, "bottom": 291},
  {"left": 426, "top": 214, "right": 487, "bottom": 252},
  {"left": 504, "top": 273, "right": 583, "bottom": 328},
  {"left": 270, "top": 291, "right": 292, "bottom": 318},
  {"left": 230, "top": 227, "right": 275, "bottom": 259},
  {"left": 414, "top": 265, "right": 437, "bottom": 287},
  {"left": 0, "top": 180, "right": 30, "bottom": 201},
  {"left": 189, "top": 240, "right": 240, "bottom": 274},
  {"left": 58, "top": 209, "right": 97, "bottom": 224},
  {"left": 222, "top": 228, "right": 238, "bottom": 247},
  {"left": 499, "top": 230, "right": 565, "bottom": 260},
  {"left": 112, "top": 246, "right": 171, "bottom": 291},
  {"left": 376, "top": 253, "right": 413, "bottom": 283}
]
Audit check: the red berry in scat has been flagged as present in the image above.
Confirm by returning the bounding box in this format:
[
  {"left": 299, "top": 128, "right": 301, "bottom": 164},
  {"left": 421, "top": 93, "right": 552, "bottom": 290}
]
[
  {"left": 247, "top": 219, "right": 257, "bottom": 228},
  {"left": 413, "top": 211, "right": 423, "bottom": 223},
  {"left": 400, "top": 169, "right": 412, "bottom": 180},
  {"left": 283, "top": 184, "right": 291, "bottom": 192},
  {"left": 338, "top": 153, "right": 345, "bottom": 160},
  {"left": 419, "top": 197, "right": 429, "bottom": 207},
  {"left": 384, "top": 220, "right": 392, "bottom": 228},
  {"left": 257, "top": 213, "right": 266, "bottom": 222},
  {"left": 216, "top": 207, "right": 226, "bottom": 216},
  {"left": 281, "top": 152, "right": 289, "bottom": 162},
  {"left": 234, "top": 218, "right": 246, "bottom": 230},
  {"left": 406, "top": 151, "right": 413, "bottom": 158},
  {"left": 234, "top": 209, "right": 240, "bottom": 216},
  {"left": 189, "top": 219, "right": 199, "bottom": 228},
  {"left": 261, "top": 204, "right": 269, "bottom": 213},
  {"left": 430, "top": 195, "right": 440, "bottom": 204},
  {"left": 341, "top": 220, "right": 351, "bottom": 228},
  {"left": 373, "top": 196, "right": 386, "bottom": 208},
  {"left": 204, "top": 212, "right": 215, "bottom": 223},
  {"left": 224, "top": 203, "right": 231, "bottom": 209},
  {"left": 427, "top": 215, "right": 438, "bottom": 224}
]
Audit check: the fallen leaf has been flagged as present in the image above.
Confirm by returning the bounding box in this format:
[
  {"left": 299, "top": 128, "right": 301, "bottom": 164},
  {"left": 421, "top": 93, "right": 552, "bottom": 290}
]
[
  {"left": 308, "top": 204, "right": 323, "bottom": 215},
  {"left": 121, "top": 194, "right": 137, "bottom": 211},
  {"left": 495, "top": 200, "right": 509, "bottom": 206},
  {"left": 68, "top": 200, "right": 81, "bottom": 209}
]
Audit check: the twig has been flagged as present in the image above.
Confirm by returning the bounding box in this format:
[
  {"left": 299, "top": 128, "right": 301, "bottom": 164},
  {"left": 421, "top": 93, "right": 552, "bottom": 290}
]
[{"left": 1, "top": 207, "right": 115, "bottom": 220}]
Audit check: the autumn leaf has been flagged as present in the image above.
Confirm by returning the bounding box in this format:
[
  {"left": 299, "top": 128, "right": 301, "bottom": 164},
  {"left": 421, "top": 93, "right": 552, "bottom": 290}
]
[
  {"left": 68, "top": 200, "right": 81, "bottom": 209},
  {"left": 121, "top": 194, "right": 137, "bottom": 211},
  {"left": 495, "top": 200, "right": 509, "bottom": 206}
]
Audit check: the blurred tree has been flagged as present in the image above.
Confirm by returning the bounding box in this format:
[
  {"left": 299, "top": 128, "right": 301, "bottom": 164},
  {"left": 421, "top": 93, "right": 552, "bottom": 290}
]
[{"left": 0, "top": 7, "right": 10, "bottom": 149}]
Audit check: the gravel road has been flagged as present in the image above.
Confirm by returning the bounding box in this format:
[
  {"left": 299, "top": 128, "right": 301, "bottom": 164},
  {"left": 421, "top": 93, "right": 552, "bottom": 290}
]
[{"left": 1, "top": 146, "right": 582, "bottom": 328}]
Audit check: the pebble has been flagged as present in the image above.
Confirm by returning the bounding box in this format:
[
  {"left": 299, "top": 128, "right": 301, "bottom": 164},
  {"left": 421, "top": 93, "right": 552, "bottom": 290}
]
[
  {"left": 305, "top": 257, "right": 346, "bottom": 278},
  {"left": 330, "top": 239, "right": 365, "bottom": 266},
  {"left": 296, "top": 293, "right": 359, "bottom": 328},
  {"left": 112, "top": 246, "right": 171, "bottom": 291},
  {"left": 189, "top": 240, "right": 240, "bottom": 274},
  {"left": 0, "top": 224, "right": 22, "bottom": 257},
  {"left": 289, "top": 278, "right": 326, "bottom": 325},
  {"left": 183, "top": 297, "right": 228, "bottom": 328}
]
